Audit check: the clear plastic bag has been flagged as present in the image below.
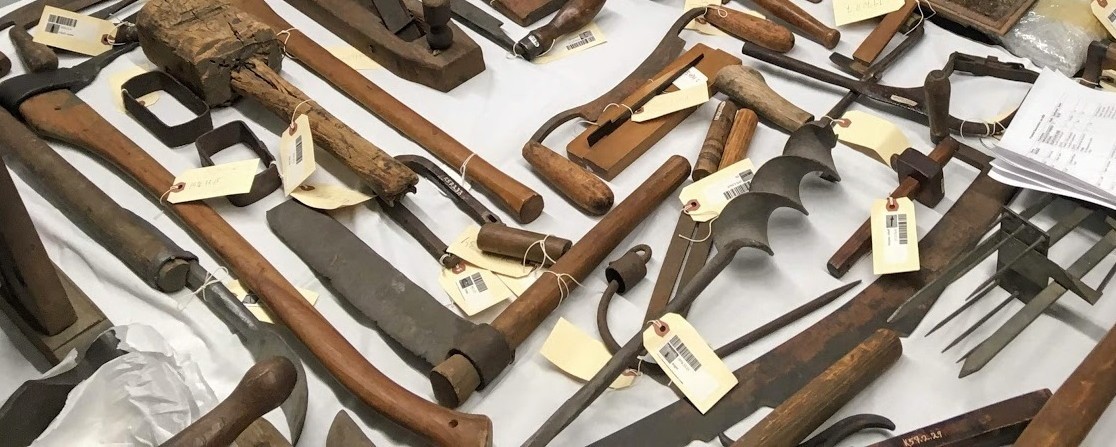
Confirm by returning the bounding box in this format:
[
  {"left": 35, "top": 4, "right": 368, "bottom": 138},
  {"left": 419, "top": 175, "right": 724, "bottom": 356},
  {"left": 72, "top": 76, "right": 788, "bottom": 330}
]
[{"left": 1001, "top": 0, "right": 1108, "bottom": 75}]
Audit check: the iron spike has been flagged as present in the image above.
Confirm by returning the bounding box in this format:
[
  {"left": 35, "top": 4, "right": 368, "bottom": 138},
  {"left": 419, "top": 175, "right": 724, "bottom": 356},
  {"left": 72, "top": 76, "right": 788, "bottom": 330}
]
[
  {"left": 961, "top": 239, "right": 1045, "bottom": 302},
  {"left": 941, "top": 292, "right": 1018, "bottom": 353},
  {"left": 924, "top": 279, "right": 999, "bottom": 337}
]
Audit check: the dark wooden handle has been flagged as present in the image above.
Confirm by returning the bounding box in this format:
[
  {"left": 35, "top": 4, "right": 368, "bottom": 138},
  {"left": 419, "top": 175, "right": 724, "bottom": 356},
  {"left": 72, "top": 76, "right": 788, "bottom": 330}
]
[
  {"left": 704, "top": 7, "right": 795, "bottom": 53},
  {"left": 714, "top": 65, "right": 813, "bottom": 133},
  {"left": 232, "top": 0, "right": 544, "bottom": 223},
  {"left": 10, "top": 25, "right": 57, "bottom": 73},
  {"left": 523, "top": 141, "right": 614, "bottom": 215},
  {"left": 477, "top": 223, "right": 572, "bottom": 266},
  {"left": 162, "top": 357, "right": 297, "bottom": 447},
  {"left": 720, "top": 108, "right": 758, "bottom": 168},
  {"left": 423, "top": 0, "right": 453, "bottom": 51},
  {"left": 0, "top": 49, "right": 10, "bottom": 77},
  {"left": 751, "top": 0, "right": 839, "bottom": 49},
  {"left": 852, "top": 0, "right": 916, "bottom": 65},
  {"left": 925, "top": 69, "right": 951, "bottom": 144},
  {"left": 19, "top": 90, "right": 492, "bottom": 447},
  {"left": 1081, "top": 40, "right": 1116, "bottom": 86},
  {"left": 694, "top": 100, "right": 738, "bottom": 180},
  {"left": 516, "top": 0, "right": 606, "bottom": 59},
  {"left": 733, "top": 329, "right": 902, "bottom": 447}
]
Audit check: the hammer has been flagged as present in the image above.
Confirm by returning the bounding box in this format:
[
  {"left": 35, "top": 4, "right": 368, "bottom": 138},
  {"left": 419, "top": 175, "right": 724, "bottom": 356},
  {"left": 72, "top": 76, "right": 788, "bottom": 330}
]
[{"left": 135, "top": 0, "right": 417, "bottom": 201}]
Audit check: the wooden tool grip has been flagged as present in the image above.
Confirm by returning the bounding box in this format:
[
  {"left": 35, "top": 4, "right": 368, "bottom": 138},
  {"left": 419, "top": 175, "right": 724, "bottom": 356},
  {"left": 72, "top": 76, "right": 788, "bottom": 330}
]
[
  {"left": 733, "top": 329, "right": 902, "bottom": 447},
  {"left": 523, "top": 141, "right": 614, "bottom": 215},
  {"left": 694, "top": 101, "right": 737, "bottom": 180},
  {"left": 162, "top": 357, "right": 297, "bottom": 447},
  {"left": 423, "top": 0, "right": 453, "bottom": 51},
  {"left": 477, "top": 223, "right": 572, "bottom": 266},
  {"left": 925, "top": 69, "right": 951, "bottom": 144},
  {"left": 714, "top": 65, "right": 813, "bottom": 133},
  {"left": 720, "top": 108, "right": 759, "bottom": 168},
  {"left": 10, "top": 26, "right": 57, "bottom": 73},
  {"left": 519, "top": 0, "right": 606, "bottom": 59},
  {"left": 0, "top": 49, "right": 10, "bottom": 77},
  {"left": 228, "top": 64, "right": 417, "bottom": 202},
  {"left": 852, "top": 0, "right": 916, "bottom": 65},
  {"left": 826, "top": 177, "right": 918, "bottom": 278},
  {"left": 20, "top": 90, "right": 492, "bottom": 447},
  {"left": 750, "top": 0, "right": 839, "bottom": 49},
  {"left": 232, "top": 0, "right": 544, "bottom": 223},
  {"left": 704, "top": 7, "right": 795, "bottom": 53}
]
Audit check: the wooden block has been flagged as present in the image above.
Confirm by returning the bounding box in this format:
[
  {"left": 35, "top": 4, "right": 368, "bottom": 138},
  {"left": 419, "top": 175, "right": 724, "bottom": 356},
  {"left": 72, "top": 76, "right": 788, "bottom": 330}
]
[
  {"left": 926, "top": 0, "right": 1036, "bottom": 38},
  {"left": 491, "top": 0, "right": 566, "bottom": 27}
]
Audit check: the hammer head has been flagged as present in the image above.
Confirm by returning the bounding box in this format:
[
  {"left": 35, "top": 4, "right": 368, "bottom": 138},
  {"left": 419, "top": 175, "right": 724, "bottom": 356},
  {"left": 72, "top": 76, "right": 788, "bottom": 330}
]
[{"left": 137, "top": 0, "right": 282, "bottom": 106}]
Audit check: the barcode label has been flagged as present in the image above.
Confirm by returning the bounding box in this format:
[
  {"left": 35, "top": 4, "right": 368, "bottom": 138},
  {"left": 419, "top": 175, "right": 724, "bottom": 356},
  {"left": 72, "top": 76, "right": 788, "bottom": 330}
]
[
  {"left": 659, "top": 335, "right": 702, "bottom": 372},
  {"left": 721, "top": 169, "right": 754, "bottom": 201},
  {"left": 1108, "top": 8, "right": 1116, "bottom": 23},
  {"left": 886, "top": 213, "right": 908, "bottom": 246},
  {"left": 565, "top": 31, "right": 596, "bottom": 50},
  {"left": 293, "top": 136, "right": 303, "bottom": 164},
  {"left": 44, "top": 14, "right": 78, "bottom": 34},
  {"left": 458, "top": 272, "right": 488, "bottom": 295}
]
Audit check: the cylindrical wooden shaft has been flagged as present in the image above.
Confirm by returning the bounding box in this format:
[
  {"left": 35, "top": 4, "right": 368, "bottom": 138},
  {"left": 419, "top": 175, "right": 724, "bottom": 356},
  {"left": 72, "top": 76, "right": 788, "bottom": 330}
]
[
  {"left": 720, "top": 108, "right": 759, "bottom": 168},
  {"left": 714, "top": 65, "right": 813, "bottom": 133},
  {"left": 523, "top": 141, "right": 614, "bottom": 215},
  {"left": 477, "top": 223, "right": 572, "bottom": 266},
  {"left": 233, "top": 0, "right": 544, "bottom": 222},
  {"left": 732, "top": 329, "right": 902, "bottom": 447},
  {"left": 703, "top": 7, "right": 795, "bottom": 53},
  {"left": 19, "top": 90, "right": 492, "bottom": 447},
  {"left": 925, "top": 69, "right": 951, "bottom": 144},
  {"left": 694, "top": 100, "right": 737, "bottom": 180},
  {"left": 750, "top": 0, "right": 840, "bottom": 49},
  {"left": 10, "top": 25, "right": 57, "bottom": 73},
  {"left": 162, "top": 357, "right": 297, "bottom": 447},
  {"left": 431, "top": 156, "right": 691, "bottom": 407},
  {"left": 852, "top": 0, "right": 916, "bottom": 65},
  {"left": 423, "top": 0, "right": 453, "bottom": 51},
  {"left": 515, "top": 0, "right": 606, "bottom": 60}
]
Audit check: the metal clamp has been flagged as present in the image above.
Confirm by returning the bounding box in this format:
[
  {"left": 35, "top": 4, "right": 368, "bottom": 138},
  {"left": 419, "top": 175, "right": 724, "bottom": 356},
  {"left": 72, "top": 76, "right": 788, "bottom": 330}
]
[
  {"left": 121, "top": 71, "right": 212, "bottom": 147},
  {"left": 195, "top": 121, "right": 281, "bottom": 207}
]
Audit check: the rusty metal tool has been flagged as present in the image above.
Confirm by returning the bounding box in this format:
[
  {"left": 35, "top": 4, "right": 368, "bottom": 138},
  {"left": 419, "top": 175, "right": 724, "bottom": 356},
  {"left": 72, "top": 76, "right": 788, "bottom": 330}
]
[
  {"left": 513, "top": 0, "right": 605, "bottom": 61},
  {"left": 736, "top": 0, "right": 840, "bottom": 49},
  {"left": 586, "top": 155, "right": 1016, "bottom": 446},
  {"left": 0, "top": 0, "right": 111, "bottom": 78},
  {"left": 0, "top": 12, "right": 488, "bottom": 446},
  {"left": 523, "top": 7, "right": 793, "bottom": 215},
  {"left": 867, "top": 389, "right": 1050, "bottom": 447},
  {"left": 450, "top": 0, "right": 516, "bottom": 51},
  {"left": 328, "top": 411, "right": 378, "bottom": 447},
  {"left": 523, "top": 121, "right": 844, "bottom": 446},
  {"left": 11, "top": 0, "right": 140, "bottom": 74},
  {"left": 829, "top": 0, "right": 919, "bottom": 76},
  {"left": 720, "top": 415, "right": 895, "bottom": 447}
]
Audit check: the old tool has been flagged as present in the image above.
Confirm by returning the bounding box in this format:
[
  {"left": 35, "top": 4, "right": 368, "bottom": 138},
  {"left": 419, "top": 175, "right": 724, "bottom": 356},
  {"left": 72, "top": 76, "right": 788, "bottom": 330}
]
[
  {"left": 430, "top": 156, "right": 691, "bottom": 408},
  {"left": 328, "top": 411, "right": 378, "bottom": 447},
  {"left": 867, "top": 389, "right": 1050, "bottom": 447},
  {"left": 477, "top": 223, "right": 573, "bottom": 267},
  {"left": 829, "top": 0, "right": 919, "bottom": 76},
  {"left": 194, "top": 121, "right": 282, "bottom": 207},
  {"left": 524, "top": 121, "right": 844, "bottom": 446},
  {"left": 11, "top": 0, "right": 141, "bottom": 74},
  {"left": 487, "top": 0, "right": 561, "bottom": 27},
  {"left": 925, "top": 0, "right": 1035, "bottom": 39},
  {"left": 693, "top": 101, "right": 737, "bottom": 180},
  {"left": 512, "top": 0, "right": 605, "bottom": 60},
  {"left": 0, "top": 0, "right": 109, "bottom": 78},
  {"left": 0, "top": 107, "right": 308, "bottom": 441},
  {"left": 369, "top": 0, "right": 422, "bottom": 40},
  {"left": 586, "top": 155, "right": 1016, "bottom": 446},
  {"left": 1081, "top": 40, "right": 1116, "bottom": 87},
  {"left": 719, "top": 415, "right": 895, "bottom": 447},
  {"left": 282, "top": 0, "right": 484, "bottom": 91},
  {"left": 162, "top": 357, "right": 297, "bottom": 447},
  {"left": 0, "top": 23, "right": 487, "bottom": 447},
  {"left": 136, "top": 0, "right": 417, "bottom": 201},
  {"left": 450, "top": 0, "right": 516, "bottom": 51},
  {"left": 712, "top": 65, "right": 813, "bottom": 133},
  {"left": 737, "top": 0, "right": 840, "bottom": 49},
  {"left": 523, "top": 7, "right": 793, "bottom": 215},
  {"left": 720, "top": 109, "right": 759, "bottom": 166},
  {"left": 231, "top": 0, "right": 544, "bottom": 223},
  {"left": 122, "top": 70, "right": 214, "bottom": 147}
]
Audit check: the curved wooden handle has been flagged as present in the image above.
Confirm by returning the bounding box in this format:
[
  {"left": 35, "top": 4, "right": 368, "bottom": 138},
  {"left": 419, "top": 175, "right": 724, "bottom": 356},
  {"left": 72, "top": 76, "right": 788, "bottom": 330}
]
[
  {"left": 704, "top": 7, "right": 795, "bottom": 53},
  {"left": 10, "top": 25, "right": 57, "bottom": 73},
  {"left": 751, "top": 0, "right": 840, "bottom": 49},
  {"left": 523, "top": 141, "right": 614, "bottom": 215},
  {"left": 733, "top": 329, "right": 902, "bottom": 447},
  {"left": 516, "top": 0, "right": 606, "bottom": 60},
  {"left": 19, "top": 90, "right": 492, "bottom": 447},
  {"left": 720, "top": 108, "right": 759, "bottom": 168},
  {"left": 713, "top": 65, "right": 813, "bottom": 133},
  {"left": 162, "top": 357, "right": 296, "bottom": 447}
]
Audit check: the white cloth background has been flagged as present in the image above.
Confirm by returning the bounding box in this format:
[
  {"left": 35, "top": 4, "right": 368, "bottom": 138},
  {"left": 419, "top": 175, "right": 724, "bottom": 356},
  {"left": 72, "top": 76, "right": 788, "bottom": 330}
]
[{"left": 0, "top": 0, "right": 1113, "bottom": 445}]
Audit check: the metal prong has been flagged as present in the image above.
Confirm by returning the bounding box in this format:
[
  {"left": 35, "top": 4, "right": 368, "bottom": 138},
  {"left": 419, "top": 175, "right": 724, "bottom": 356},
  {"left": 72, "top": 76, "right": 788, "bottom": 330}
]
[
  {"left": 941, "top": 292, "right": 1018, "bottom": 353},
  {"left": 924, "top": 279, "right": 999, "bottom": 337},
  {"left": 961, "top": 238, "right": 1044, "bottom": 302}
]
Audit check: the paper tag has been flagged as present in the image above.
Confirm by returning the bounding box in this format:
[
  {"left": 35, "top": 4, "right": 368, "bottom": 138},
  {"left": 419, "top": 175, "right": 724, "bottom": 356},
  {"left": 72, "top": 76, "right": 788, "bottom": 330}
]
[
  {"left": 678, "top": 159, "right": 755, "bottom": 222},
  {"left": 871, "top": 197, "right": 920, "bottom": 275},
  {"left": 541, "top": 318, "right": 636, "bottom": 389},
  {"left": 167, "top": 159, "right": 259, "bottom": 204},
  {"left": 447, "top": 225, "right": 535, "bottom": 278},
  {"left": 226, "top": 280, "right": 319, "bottom": 324},
  {"left": 495, "top": 270, "right": 537, "bottom": 297},
  {"left": 833, "top": 0, "right": 905, "bottom": 26},
  {"left": 279, "top": 114, "right": 316, "bottom": 195},
  {"left": 683, "top": 1, "right": 765, "bottom": 36},
  {"left": 833, "top": 111, "right": 910, "bottom": 165},
  {"left": 672, "top": 67, "right": 709, "bottom": 90},
  {"left": 643, "top": 313, "right": 737, "bottom": 413},
  {"left": 533, "top": 22, "right": 607, "bottom": 64},
  {"left": 632, "top": 85, "right": 710, "bottom": 123},
  {"left": 110, "top": 64, "right": 160, "bottom": 112},
  {"left": 438, "top": 263, "right": 512, "bottom": 316},
  {"left": 290, "top": 183, "right": 372, "bottom": 210},
  {"left": 1093, "top": 0, "right": 1116, "bottom": 39},
  {"left": 33, "top": 6, "right": 114, "bottom": 56},
  {"left": 326, "top": 45, "right": 382, "bottom": 70}
]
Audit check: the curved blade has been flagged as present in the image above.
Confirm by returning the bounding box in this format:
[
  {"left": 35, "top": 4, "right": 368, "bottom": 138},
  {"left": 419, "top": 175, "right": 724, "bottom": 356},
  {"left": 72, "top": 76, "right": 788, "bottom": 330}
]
[{"left": 327, "top": 411, "right": 377, "bottom": 447}]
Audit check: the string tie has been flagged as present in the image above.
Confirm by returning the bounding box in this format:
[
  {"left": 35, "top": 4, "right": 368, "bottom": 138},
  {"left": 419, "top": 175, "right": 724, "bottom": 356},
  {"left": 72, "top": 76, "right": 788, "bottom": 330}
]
[
  {"left": 459, "top": 153, "right": 475, "bottom": 191},
  {"left": 182, "top": 267, "right": 230, "bottom": 311}
]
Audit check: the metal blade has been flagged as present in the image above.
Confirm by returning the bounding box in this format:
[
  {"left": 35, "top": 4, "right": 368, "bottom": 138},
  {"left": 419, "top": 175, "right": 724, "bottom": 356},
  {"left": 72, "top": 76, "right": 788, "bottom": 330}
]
[
  {"left": 924, "top": 279, "right": 998, "bottom": 336},
  {"left": 0, "top": 0, "right": 105, "bottom": 28},
  {"left": 87, "top": 0, "right": 140, "bottom": 20},
  {"left": 888, "top": 231, "right": 1009, "bottom": 323},
  {"left": 267, "top": 200, "right": 477, "bottom": 366},
  {"left": 327, "top": 411, "right": 377, "bottom": 447},
  {"left": 0, "top": 40, "right": 136, "bottom": 112},
  {"left": 450, "top": 0, "right": 515, "bottom": 51}
]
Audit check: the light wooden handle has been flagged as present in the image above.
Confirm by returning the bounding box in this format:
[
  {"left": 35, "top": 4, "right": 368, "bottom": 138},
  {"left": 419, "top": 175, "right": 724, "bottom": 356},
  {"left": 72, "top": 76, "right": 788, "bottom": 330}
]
[
  {"left": 852, "top": 0, "right": 916, "bottom": 65},
  {"left": 704, "top": 7, "right": 795, "bottom": 53},
  {"left": 720, "top": 108, "right": 759, "bottom": 168},
  {"left": 751, "top": 0, "right": 840, "bottom": 49},
  {"left": 9, "top": 25, "right": 57, "bottom": 73},
  {"left": 523, "top": 141, "right": 614, "bottom": 215},
  {"left": 714, "top": 65, "right": 813, "bottom": 133}
]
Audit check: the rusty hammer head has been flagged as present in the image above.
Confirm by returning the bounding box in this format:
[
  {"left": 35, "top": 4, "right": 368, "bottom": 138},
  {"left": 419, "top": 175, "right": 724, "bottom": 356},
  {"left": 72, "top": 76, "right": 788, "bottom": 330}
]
[{"left": 136, "top": 0, "right": 283, "bottom": 106}]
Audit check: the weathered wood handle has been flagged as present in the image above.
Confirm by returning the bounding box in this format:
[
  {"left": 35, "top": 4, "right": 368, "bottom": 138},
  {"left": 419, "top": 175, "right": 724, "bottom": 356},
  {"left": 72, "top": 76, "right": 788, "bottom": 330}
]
[
  {"left": 852, "top": 0, "right": 916, "bottom": 65},
  {"left": 694, "top": 100, "right": 737, "bottom": 180},
  {"left": 751, "top": 0, "right": 839, "bottom": 49},
  {"left": 733, "top": 329, "right": 902, "bottom": 447},
  {"left": 423, "top": 0, "right": 453, "bottom": 51},
  {"left": 19, "top": 90, "right": 492, "bottom": 447},
  {"left": 704, "top": 7, "right": 795, "bottom": 53},
  {"left": 515, "top": 0, "right": 606, "bottom": 60},
  {"left": 477, "top": 223, "right": 572, "bottom": 266},
  {"left": 431, "top": 156, "right": 691, "bottom": 407},
  {"left": 925, "top": 69, "right": 951, "bottom": 144},
  {"left": 523, "top": 141, "right": 614, "bottom": 215},
  {"left": 713, "top": 65, "right": 813, "bottom": 133},
  {"left": 720, "top": 108, "right": 759, "bottom": 168},
  {"left": 231, "top": 0, "right": 545, "bottom": 223},
  {"left": 9, "top": 25, "right": 57, "bottom": 73},
  {"left": 162, "top": 357, "right": 297, "bottom": 447}
]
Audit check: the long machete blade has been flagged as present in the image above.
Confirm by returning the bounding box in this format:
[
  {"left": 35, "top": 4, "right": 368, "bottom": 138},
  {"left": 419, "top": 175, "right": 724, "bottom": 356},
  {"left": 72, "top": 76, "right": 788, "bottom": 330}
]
[{"left": 266, "top": 200, "right": 477, "bottom": 366}]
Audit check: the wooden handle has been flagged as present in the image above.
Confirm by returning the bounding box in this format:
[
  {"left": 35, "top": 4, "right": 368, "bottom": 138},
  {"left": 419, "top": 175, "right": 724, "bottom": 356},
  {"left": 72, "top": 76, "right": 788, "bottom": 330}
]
[
  {"left": 750, "top": 0, "right": 839, "bottom": 49},
  {"left": 423, "top": 0, "right": 453, "bottom": 51},
  {"left": 234, "top": 418, "right": 294, "bottom": 447},
  {"left": 720, "top": 108, "right": 759, "bottom": 168},
  {"left": 227, "top": 64, "right": 417, "bottom": 202},
  {"left": 477, "top": 223, "right": 572, "bottom": 267},
  {"left": 516, "top": 0, "right": 606, "bottom": 60},
  {"left": 0, "top": 49, "right": 10, "bottom": 77},
  {"left": 852, "top": 0, "right": 916, "bottom": 65},
  {"left": 925, "top": 69, "right": 951, "bottom": 144},
  {"left": 1082, "top": 40, "right": 1116, "bottom": 85},
  {"left": 694, "top": 100, "right": 737, "bottom": 180},
  {"left": 714, "top": 65, "right": 813, "bottom": 133},
  {"left": 733, "top": 329, "right": 902, "bottom": 447},
  {"left": 231, "top": 0, "right": 544, "bottom": 223},
  {"left": 523, "top": 141, "right": 614, "bottom": 215},
  {"left": 704, "top": 7, "right": 795, "bottom": 53},
  {"left": 19, "top": 90, "right": 492, "bottom": 447},
  {"left": 9, "top": 25, "right": 57, "bottom": 73},
  {"left": 162, "top": 357, "right": 297, "bottom": 447}
]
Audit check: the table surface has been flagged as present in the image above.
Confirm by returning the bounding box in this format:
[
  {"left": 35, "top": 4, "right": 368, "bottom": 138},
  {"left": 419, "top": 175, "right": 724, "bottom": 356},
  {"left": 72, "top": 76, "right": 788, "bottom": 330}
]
[{"left": 1, "top": 0, "right": 1114, "bottom": 446}]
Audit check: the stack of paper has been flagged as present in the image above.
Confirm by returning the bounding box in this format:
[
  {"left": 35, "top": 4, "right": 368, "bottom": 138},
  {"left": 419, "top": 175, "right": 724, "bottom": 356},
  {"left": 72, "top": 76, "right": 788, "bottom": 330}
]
[{"left": 991, "top": 69, "right": 1116, "bottom": 210}]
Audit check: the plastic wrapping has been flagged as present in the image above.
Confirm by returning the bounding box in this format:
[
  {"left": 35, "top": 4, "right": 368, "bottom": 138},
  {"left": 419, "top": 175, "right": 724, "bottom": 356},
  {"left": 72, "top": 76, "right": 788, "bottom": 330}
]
[{"left": 1002, "top": 0, "right": 1108, "bottom": 75}]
